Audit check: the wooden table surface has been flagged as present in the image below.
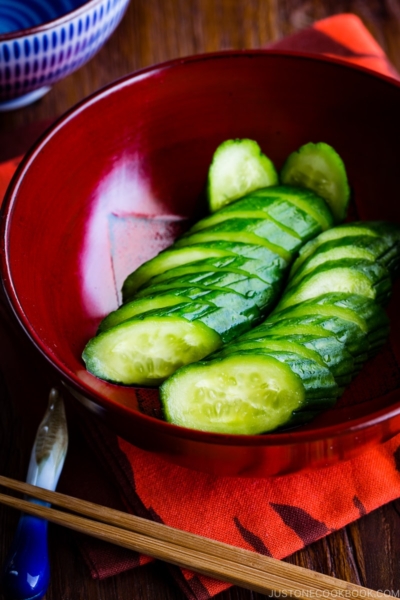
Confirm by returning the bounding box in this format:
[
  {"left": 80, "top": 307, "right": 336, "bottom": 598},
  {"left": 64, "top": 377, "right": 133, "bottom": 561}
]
[{"left": 2, "top": 1, "right": 400, "bottom": 599}]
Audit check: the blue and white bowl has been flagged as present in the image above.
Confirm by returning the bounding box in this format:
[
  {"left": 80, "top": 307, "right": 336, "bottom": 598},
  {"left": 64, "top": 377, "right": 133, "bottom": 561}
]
[{"left": 0, "top": 0, "right": 130, "bottom": 111}]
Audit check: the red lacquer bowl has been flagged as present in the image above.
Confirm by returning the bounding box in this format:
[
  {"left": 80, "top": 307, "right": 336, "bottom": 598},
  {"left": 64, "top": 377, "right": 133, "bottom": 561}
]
[{"left": 2, "top": 51, "right": 400, "bottom": 477}]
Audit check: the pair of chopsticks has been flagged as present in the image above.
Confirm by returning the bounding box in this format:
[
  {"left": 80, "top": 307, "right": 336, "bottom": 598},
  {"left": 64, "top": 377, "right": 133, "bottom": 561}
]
[{"left": 0, "top": 474, "right": 384, "bottom": 598}]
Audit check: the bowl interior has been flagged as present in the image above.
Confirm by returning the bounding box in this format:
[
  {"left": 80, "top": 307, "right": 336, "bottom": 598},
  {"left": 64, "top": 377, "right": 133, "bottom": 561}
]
[{"left": 3, "top": 51, "right": 400, "bottom": 474}]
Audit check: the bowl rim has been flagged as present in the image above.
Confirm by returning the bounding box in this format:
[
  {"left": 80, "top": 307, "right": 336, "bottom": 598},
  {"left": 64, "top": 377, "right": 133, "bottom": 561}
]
[
  {"left": 0, "top": 0, "right": 122, "bottom": 41},
  {"left": 2, "top": 48, "right": 400, "bottom": 448}
]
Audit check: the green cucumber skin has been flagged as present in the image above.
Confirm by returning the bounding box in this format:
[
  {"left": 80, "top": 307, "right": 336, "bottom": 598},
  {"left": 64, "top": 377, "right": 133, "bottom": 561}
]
[
  {"left": 287, "top": 235, "right": 396, "bottom": 289},
  {"left": 160, "top": 221, "right": 400, "bottom": 434},
  {"left": 240, "top": 314, "right": 367, "bottom": 357},
  {"left": 177, "top": 217, "right": 302, "bottom": 253},
  {"left": 98, "top": 294, "right": 190, "bottom": 333},
  {"left": 127, "top": 285, "right": 261, "bottom": 318},
  {"left": 214, "top": 191, "right": 323, "bottom": 241},
  {"left": 122, "top": 245, "right": 232, "bottom": 301},
  {"left": 135, "top": 270, "right": 281, "bottom": 312},
  {"left": 140, "top": 254, "right": 284, "bottom": 288},
  {"left": 214, "top": 333, "right": 355, "bottom": 381},
  {"left": 269, "top": 293, "right": 389, "bottom": 336},
  {"left": 99, "top": 287, "right": 262, "bottom": 333},
  {"left": 279, "top": 259, "right": 392, "bottom": 309},
  {"left": 126, "top": 301, "right": 254, "bottom": 343},
  {"left": 122, "top": 240, "right": 289, "bottom": 303},
  {"left": 250, "top": 185, "right": 334, "bottom": 230},
  {"left": 291, "top": 221, "right": 400, "bottom": 277}
]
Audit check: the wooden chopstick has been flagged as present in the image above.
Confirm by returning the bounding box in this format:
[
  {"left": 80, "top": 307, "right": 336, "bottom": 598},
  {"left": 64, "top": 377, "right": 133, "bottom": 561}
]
[{"left": 0, "top": 475, "right": 384, "bottom": 598}]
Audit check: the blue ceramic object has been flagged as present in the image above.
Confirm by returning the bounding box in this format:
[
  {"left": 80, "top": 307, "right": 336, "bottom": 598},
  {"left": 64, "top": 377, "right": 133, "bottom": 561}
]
[
  {"left": 1, "top": 510, "right": 51, "bottom": 600},
  {"left": 0, "top": 0, "right": 130, "bottom": 110},
  {"left": 1, "top": 390, "right": 68, "bottom": 600}
]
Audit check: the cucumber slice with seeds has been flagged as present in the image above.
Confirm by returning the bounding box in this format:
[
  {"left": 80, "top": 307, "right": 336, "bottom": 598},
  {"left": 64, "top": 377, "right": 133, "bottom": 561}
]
[
  {"left": 83, "top": 315, "right": 222, "bottom": 386},
  {"left": 280, "top": 142, "right": 350, "bottom": 223},
  {"left": 160, "top": 221, "right": 400, "bottom": 435},
  {"left": 161, "top": 354, "right": 306, "bottom": 434},
  {"left": 207, "top": 139, "right": 278, "bottom": 212}
]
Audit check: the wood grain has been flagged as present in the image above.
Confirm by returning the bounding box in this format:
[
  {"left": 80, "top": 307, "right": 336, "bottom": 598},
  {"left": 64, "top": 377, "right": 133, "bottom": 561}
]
[{"left": 1, "top": 1, "right": 400, "bottom": 599}]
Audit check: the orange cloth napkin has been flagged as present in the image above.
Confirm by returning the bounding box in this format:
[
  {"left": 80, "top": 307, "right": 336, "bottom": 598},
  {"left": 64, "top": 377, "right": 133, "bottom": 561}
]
[{"left": 2, "top": 13, "right": 400, "bottom": 600}]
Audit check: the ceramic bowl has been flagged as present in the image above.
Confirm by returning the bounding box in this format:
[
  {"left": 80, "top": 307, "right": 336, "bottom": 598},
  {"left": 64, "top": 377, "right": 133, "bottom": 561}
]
[
  {"left": 2, "top": 50, "right": 400, "bottom": 477},
  {"left": 0, "top": 0, "right": 130, "bottom": 111}
]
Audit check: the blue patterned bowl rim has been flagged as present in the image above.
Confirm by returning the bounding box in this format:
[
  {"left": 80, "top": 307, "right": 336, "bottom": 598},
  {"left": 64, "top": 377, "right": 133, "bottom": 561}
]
[{"left": 0, "top": 0, "right": 114, "bottom": 40}]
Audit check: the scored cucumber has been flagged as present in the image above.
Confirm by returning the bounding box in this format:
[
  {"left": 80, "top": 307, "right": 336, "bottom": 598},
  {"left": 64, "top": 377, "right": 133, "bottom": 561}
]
[
  {"left": 290, "top": 222, "right": 399, "bottom": 277},
  {"left": 280, "top": 142, "right": 350, "bottom": 223},
  {"left": 83, "top": 140, "right": 352, "bottom": 388},
  {"left": 122, "top": 245, "right": 231, "bottom": 301},
  {"left": 160, "top": 221, "right": 400, "bottom": 434},
  {"left": 207, "top": 139, "right": 278, "bottom": 213},
  {"left": 251, "top": 186, "right": 334, "bottom": 232}
]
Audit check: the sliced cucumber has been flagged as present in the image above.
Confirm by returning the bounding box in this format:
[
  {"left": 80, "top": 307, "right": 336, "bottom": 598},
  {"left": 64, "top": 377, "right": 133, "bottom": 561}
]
[
  {"left": 286, "top": 235, "right": 393, "bottom": 290},
  {"left": 207, "top": 139, "right": 278, "bottom": 213},
  {"left": 269, "top": 293, "right": 389, "bottom": 336},
  {"left": 175, "top": 230, "right": 291, "bottom": 265},
  {"left": 241, "top": 311, "right": 369, "bottom": 359},
  {"left": 160, "top": 349, "right": 338, "bottom": 434},
  {"left": 98, "top": 294, "right": 191, "bottom": 332},
  {"left": 277, "top": 260, "right": 391, "bottom": 310},
  {"left": 251, "top": 185, "right": 334, "bottom": 231},
  {"left": 280, "top": 142, "right": 350, "bottom": 223},
  {"left": 173, "top": 221, "right": 294, "bottom": 259},
  {"left": 160, "top": 354, "right": 306, "bottom": 434},
  {"left": 212, "top": 191, "right": 323, "bottom": 241},
  {"left": 142, "top": 254, "right": 282, "bottom": 288},
  {"left": 159, "top": 220, "right": 400, "bottom": 435},
  {"left": 83, "top": 314, "right": 222, "bottom": 386},
  {"left": 122, "top": 245, "right": 231, "bottom": 301},
  {"left": 202, "top": 216, "right": 302, "bottom": 252},
  {"left": 184, "top": 210, "right": 303, "bottom": 247},
  {"left": 99, "top": 286, "right": 261, "bottom": 334},
  {"left": 213, "top": 337, "right": 328, "bottom": 368},
  {"left": 290, "top": 222, "right": 400, "bottom": 277},
  {"left": 135, "top": 270, "right": 280, "bottom": 312},
  {"left": 215, "top": 333, "right": 355, "bottom": 382}
]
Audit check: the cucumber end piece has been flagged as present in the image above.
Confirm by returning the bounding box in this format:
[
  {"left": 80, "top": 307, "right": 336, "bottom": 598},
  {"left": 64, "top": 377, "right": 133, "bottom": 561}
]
[
  {"left": 83, "top": 317, "right": 222, "bottom": 386},
  {"left": 280, "top": 142, "right": 350, "bottom": 223},
  {"left": 207, "top": 139, "right": 279, "bottom": 213},
  {"left": 160, "top": 354, "right": 305, "bottom": 434}
]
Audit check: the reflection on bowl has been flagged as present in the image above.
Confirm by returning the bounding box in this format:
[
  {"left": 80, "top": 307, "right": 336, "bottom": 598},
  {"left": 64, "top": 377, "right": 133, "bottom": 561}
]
[
  {"left": 2, "top": 51, "right": 400, "bottom": 477},
  {"left": 0, "top": 0, "right": 130, "bottom": 111}
]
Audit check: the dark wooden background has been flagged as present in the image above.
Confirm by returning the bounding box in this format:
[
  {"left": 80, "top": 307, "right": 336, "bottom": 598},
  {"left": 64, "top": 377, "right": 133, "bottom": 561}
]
[{"left": 2, "top": 1, "right": 400, "bottom": 599}]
